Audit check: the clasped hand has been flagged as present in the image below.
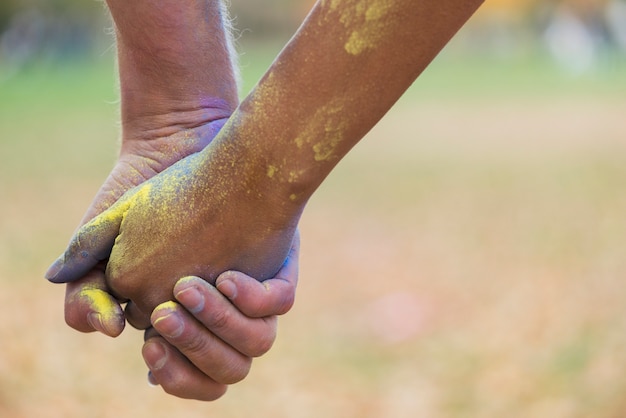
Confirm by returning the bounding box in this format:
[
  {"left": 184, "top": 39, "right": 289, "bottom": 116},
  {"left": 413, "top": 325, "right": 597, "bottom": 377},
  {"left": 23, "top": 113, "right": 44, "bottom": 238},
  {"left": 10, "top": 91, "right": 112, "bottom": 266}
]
[{"left": 46, "top": 122, "right": 300, "bottom": 401}]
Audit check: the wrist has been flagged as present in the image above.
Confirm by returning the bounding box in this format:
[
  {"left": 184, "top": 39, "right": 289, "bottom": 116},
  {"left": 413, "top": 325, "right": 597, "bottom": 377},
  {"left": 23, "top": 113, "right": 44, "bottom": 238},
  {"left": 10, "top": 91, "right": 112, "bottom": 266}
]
[
  {"left": 113, "top": 113, "right": 231, "bottom": 197},
  {"left": 199, "top": 116, "right": 315, "bottom": 222},
  {"left": 120, "top": 99, "right": 234, "bottom": 143}
]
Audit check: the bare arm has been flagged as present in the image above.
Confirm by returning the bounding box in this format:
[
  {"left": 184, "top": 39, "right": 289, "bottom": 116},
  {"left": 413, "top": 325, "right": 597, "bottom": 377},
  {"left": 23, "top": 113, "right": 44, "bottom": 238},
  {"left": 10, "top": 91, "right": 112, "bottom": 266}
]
[
  {"left": 47, "top": 1, "right": 482, "bottom": 396},
  {"left": 214, "top": 0, "right": 484, "bottom": 207},
  {"left": 49, "top": 0, "right": 484, "bottom": 300},
  {"left": 108, "top": 0, "right": 238, "bottom": 142},
  {"left": 66, "top": 0, "right": 240, "bottom": 334},
  {"left": 60, "top": 0, "right": 300, "bottom": 402}
]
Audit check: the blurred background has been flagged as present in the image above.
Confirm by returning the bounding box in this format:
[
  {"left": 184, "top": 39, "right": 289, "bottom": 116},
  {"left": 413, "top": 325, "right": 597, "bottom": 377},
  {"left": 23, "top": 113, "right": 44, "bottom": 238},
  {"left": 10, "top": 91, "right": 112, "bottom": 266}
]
[{"left": 1, "top": 0, "right": 626, "bottom": 417}]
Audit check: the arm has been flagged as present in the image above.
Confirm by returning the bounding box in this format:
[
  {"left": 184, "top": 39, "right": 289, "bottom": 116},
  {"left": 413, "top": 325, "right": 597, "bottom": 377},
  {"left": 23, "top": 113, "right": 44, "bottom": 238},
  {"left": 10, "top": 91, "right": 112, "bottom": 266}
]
[
  {"left": 60, "top": 0, "right": 299, "bottom": 401},
  {"left": 50, "top": 0, "right": 483, "bottom": 310},
  {"left": 66, "top": 0, "right": 239, "bottom": 335},
  {"left": 83, "top": 0, "right": 238, "bottom": 220},
  {"left": 48, "top": 0, "right": 482, "bottom": 393},
  {"left": 216, "top": 0, "right": 485, "bottom": 205},
  {"left": 108, "top": 0, "right": 238, "bottom": 146}
]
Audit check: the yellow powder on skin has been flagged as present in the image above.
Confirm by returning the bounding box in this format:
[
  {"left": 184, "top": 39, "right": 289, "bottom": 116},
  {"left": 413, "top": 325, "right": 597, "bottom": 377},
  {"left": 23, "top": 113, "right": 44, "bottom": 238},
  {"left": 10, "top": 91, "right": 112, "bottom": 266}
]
[
  {"left": 76, "top": 286, "right": 120, "bottom": 327},
  {"left": 267, "top": 165, "right": 278, "bottom": 178},
  {"left": 324, "top": 0, "right": 394, "bottom": 55},
  {"left": 93, "top": 154, "right": 207, "bottom": 282},
  {"left": 288, "top": 170, "right": 304, "bottom": 183},
  {"left": 152, "top": 301, "right": 179, "bottom": 320},
  {"left": 312, "top": 131, "right": 343, "bottom": 161},
  {"left": 81, "top": 183, "right": 153, "bottom": 236},
  {"left": 79, "top": 287, "right": 117, "bottom": 314},
  {"left": 344, "top": 1, "right": 393, "bottom": 55},
  {"left": 217, "top": 70, "right": 295, "bottom": 187},
  {"left": 294, "top": 97, "right": 348, "bottom": 162}
]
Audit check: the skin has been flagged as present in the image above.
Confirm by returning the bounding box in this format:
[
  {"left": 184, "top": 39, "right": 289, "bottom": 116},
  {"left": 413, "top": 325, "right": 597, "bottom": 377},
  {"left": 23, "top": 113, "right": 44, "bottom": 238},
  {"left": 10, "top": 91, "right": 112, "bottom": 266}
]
[
  {"left": 145, "top": 235, "right": 299, "bottom": 400},
  {"left": 48, "top": 0, "right": 484, "bottom": 399},
  {"left": 57, "top": 0, "right": 299, "bottom": 401}
]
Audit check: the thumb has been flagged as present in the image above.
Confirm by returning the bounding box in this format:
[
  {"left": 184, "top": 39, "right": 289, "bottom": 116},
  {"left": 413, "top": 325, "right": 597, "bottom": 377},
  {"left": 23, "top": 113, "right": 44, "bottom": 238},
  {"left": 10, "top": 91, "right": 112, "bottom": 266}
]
[
  {"left": 65, "top": 269, "right": 126, "bottom": 337},
  {"left": 45, "top": 203, "right": 125, "bottom": 283}
]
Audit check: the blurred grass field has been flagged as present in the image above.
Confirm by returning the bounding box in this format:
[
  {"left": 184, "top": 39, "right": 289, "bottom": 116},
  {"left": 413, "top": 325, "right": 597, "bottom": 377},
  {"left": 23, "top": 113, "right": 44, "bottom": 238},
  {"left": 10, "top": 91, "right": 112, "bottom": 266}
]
[{"left": 2, "top": 37, "right": 626, "bottom": 418}]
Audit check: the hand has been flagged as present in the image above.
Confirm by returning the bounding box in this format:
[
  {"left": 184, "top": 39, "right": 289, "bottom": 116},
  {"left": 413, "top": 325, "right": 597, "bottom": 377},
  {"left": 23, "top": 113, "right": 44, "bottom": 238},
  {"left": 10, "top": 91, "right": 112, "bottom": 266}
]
[
  {"left": 63, "top": 120, "right": 229, "bottom": 336},
  {"left": 143, "top": 233, "right": 298, "bottom": 401},
  {"left": 46, "top": 140, "right": 302, "bottom": 324},
  {"left": 54, "top": 120, "right": 301, "bottom": 402}
]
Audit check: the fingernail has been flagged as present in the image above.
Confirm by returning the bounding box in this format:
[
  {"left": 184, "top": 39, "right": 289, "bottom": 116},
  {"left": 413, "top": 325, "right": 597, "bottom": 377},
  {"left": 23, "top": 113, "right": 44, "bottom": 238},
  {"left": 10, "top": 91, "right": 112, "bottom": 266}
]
[
  {"left": 175, "top": 286, "right": 205, "bottom": 314},
  {"left": 216, "top": 278, "right": 237, "bottom": 300},
  {"left": 45, "top": 256, "right": 64, "bottom": 282},
  {"left": 152, "top": 303, "right": 184, "bottom": 338},
  {"left": 143, "top": 340, "right": 167, "bottom": 371},
  {"left": 87, "top": 311, "right": 125, "bottom": 337},
  {"left": 147, "top": 371, "right": 159, "bottom": 387},
  {"left": 87, "top": 312, "right": 105, "bottom": 334}
]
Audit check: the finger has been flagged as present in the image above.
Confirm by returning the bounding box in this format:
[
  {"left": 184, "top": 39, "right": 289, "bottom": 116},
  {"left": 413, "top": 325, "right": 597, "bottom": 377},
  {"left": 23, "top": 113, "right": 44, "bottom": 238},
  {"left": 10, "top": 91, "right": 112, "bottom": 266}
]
[
  {"left": 64, "top": 265, "right": 125, "bottom": 337},
  {"left": 45, "top": 202, "right": 126, "bottom": 284},
  {"left": 215, "top": 230, "right": 300, "bottom": 317},
  {"left": 142, "top": 336, "right": 228, "bottom": 401},
  {"left": 125, "top": 301, "right": 152, "bottom": 330},
  {"left": 151, "top": 300, "right": 253, "bottom": 384},
  {"left": 174, "top": 276, "right": 277, "bottom": 357}
]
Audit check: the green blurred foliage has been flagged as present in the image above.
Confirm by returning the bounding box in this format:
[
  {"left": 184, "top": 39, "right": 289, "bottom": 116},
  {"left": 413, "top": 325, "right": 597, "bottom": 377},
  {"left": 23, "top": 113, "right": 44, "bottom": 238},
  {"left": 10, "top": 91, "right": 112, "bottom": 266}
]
[{"left": 0, "top": 0, "right": 100, "bottom": 28}]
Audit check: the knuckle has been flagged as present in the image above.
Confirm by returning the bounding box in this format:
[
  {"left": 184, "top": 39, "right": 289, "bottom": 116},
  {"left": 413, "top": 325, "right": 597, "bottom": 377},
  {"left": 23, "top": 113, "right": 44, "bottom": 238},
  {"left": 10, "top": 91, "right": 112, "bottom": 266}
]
[
  {"left": 216, "top": 357, "right": 252, "bottom": 385},
  {"left": 275, "top": 291, "right": 296, "bottom": 315},
  {"left": 106, "top": 264, "right": 139, "bottom": 301},
  {"left": 245, "top": 321, "right": 277, "bottom": 357},
  {"left": 160, "top": 375, "right": 185, "bottom": 397},
  {"left": 179, "top": 339, "right": 251, "bottom": 384},
  {"left": 178, "top": 331, "right": 214, "bottom": 356},
  {"left": 206, "top": 307, "right": 232, "bottom": 331},
  {"left": 247, "top": 336, "right": 275, "bottom": 358},
  {"left": 104, "top": 261, "right": 124, "bottom": 289}
]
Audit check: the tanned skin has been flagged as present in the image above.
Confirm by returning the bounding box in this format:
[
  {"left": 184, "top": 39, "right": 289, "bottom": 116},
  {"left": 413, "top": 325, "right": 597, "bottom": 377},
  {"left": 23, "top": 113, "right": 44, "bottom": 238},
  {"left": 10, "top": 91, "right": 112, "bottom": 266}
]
[
  {"left": 57, "top": 0, "right": 299, "bottom": 401},
  {"left": 48, "top": 0, "right": 484, "bottom": 401}
]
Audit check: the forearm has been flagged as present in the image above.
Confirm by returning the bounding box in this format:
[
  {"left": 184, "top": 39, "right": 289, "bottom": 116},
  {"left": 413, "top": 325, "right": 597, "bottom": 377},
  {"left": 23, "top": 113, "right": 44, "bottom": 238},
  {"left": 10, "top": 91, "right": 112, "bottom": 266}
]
[
  {"left": 81, "top": 0, "right": 241, "bottom": 217},
  {"left": 204, "top": 0, "right": 483, "bottom": 207},
  {"left": 106, "top": 0, "right": 238, "bottom": 141}
]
